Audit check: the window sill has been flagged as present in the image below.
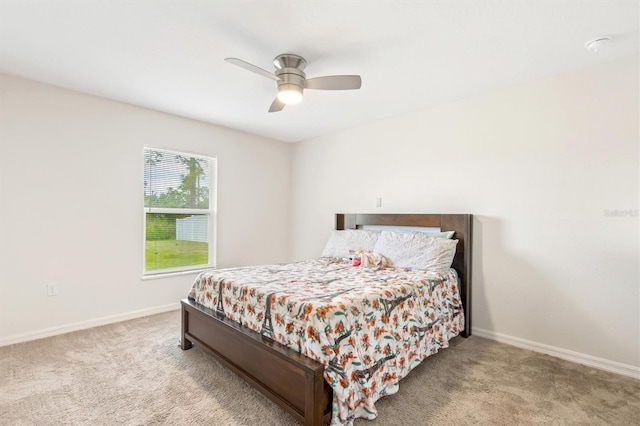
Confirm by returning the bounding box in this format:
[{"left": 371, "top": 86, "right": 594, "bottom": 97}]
[{"left": 141, "top": 267, "right": 213, "bottom": 281}]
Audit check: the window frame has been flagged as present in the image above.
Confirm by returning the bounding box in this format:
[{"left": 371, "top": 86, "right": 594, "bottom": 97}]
[{"left": 142, "top": 146, "right": 217, "bottom": 277}]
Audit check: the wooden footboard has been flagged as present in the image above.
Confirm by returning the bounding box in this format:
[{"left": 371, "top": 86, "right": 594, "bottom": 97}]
[{"left": 181, "top": 298, "right": 332, "bottom": 426}]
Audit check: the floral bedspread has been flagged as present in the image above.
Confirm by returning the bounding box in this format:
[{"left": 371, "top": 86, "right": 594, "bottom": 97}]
[{"left": 188, "top": 258, "right": 464, "bottom": 425}]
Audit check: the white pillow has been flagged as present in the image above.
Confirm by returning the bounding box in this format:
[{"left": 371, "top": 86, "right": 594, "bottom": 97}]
[
  {"left": 321, "top": 230, "right": 380, "bottom": 258},
  {"left": 373, "top": 231, "right": 458, "bottom": 272}
]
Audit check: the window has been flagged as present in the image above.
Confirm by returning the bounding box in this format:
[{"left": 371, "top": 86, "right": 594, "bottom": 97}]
[{"left": 143, "top": 147, "right": 216, "bottom": 275}]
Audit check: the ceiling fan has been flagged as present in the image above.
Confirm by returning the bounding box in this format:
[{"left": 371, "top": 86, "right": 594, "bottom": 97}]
[{"left": 225, "top": 53, "right": 362, "bottom": 112}]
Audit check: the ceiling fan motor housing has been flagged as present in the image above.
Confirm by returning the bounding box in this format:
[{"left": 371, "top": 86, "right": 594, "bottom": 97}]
[
  {"left": 274, "top": 54, "right": 307, "bottom": 97},
  {"left": 276, "top": 68, "right": 306, "bottom": 92}
]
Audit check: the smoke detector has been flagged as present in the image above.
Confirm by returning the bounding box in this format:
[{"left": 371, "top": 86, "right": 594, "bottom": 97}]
[{"left": 584, "top": 37, "right": 611, "bottom": 52}]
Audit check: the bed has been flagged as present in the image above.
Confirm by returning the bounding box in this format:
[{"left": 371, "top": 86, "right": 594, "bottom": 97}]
[{"left": 181, "top": 213, "right": 472, "bottom": 425}]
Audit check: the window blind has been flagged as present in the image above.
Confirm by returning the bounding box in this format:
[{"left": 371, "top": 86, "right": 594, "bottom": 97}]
[{"left": 143, "top": 147, "right": 216, "bottom": 274}]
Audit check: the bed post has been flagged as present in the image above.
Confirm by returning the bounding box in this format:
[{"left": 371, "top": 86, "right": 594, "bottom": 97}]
[
  {"left": 441, "top": 214, "right": 472, "bottom": 338},
  {"left": 181, "top": 302, "right": 193, "bottom": 350}
]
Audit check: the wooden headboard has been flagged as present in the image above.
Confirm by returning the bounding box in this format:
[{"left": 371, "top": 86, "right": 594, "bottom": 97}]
[{"left": 336, "top": 213, "right": 472, "bottom": 337}]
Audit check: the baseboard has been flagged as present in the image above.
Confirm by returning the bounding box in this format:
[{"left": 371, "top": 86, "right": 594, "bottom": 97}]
[
  {"left": 0, "top": 303, "right": 180, "bottom": 347},
  {"left": 473, "top": 327, "right": 640, "bottom": 380}
]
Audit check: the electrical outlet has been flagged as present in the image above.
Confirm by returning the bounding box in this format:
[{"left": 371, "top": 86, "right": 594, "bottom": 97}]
[{"left": 47, "top": 282, "right": 59, "bottom": 296}]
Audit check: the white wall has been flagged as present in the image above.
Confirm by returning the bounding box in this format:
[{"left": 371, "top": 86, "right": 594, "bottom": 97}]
[
  {"left": 290, "top": 56, "right": 639, "bottom": 371},
  {"left": 0, "top": 74, "right": 292, "bottom": 342},
  {"left": 1, "top": 57, "right": 638, "bottom": 376}
]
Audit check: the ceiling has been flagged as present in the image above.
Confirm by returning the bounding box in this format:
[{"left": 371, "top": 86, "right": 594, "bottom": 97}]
[{"left": 0, "top": 1, "right": 638, "bottom": 143}]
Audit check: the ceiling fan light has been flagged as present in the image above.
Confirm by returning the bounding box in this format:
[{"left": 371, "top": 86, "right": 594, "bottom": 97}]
[{"left": 277, "top": 84, "right": 303, "bottom": 105}]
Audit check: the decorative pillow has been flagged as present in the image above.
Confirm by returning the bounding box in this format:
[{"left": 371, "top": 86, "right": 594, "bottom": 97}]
[
  {"left": 321, "top": 230, "right": 380, "bottom": 258},
  {"left": 373, "top": 230, "right": 458, "bottom": 271}
]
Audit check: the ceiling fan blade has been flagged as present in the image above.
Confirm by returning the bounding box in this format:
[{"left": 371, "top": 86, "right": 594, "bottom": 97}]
[
  {"left": 268, "top": 97, "right": 285, "bottom": 113},
  {"left": 225, "top": 58, "right": 280, "bottom": 81},
  {"left": 305, "top": 75, "right": 362, "bottom": 90}
]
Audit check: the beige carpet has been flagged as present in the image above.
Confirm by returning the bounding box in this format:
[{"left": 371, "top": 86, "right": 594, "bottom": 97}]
[{"left": 1, "top": 311, "right": 638, "bottom": 425}]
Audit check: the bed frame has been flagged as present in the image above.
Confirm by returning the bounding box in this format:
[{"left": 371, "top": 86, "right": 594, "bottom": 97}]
[{"left": 181, "top": 213, "right": 472, "bottom": 426}]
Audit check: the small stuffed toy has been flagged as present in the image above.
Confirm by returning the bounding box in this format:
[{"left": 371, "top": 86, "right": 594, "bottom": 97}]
[{"left": 349, "top": 249, "right": 393, "bottom": 268}]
